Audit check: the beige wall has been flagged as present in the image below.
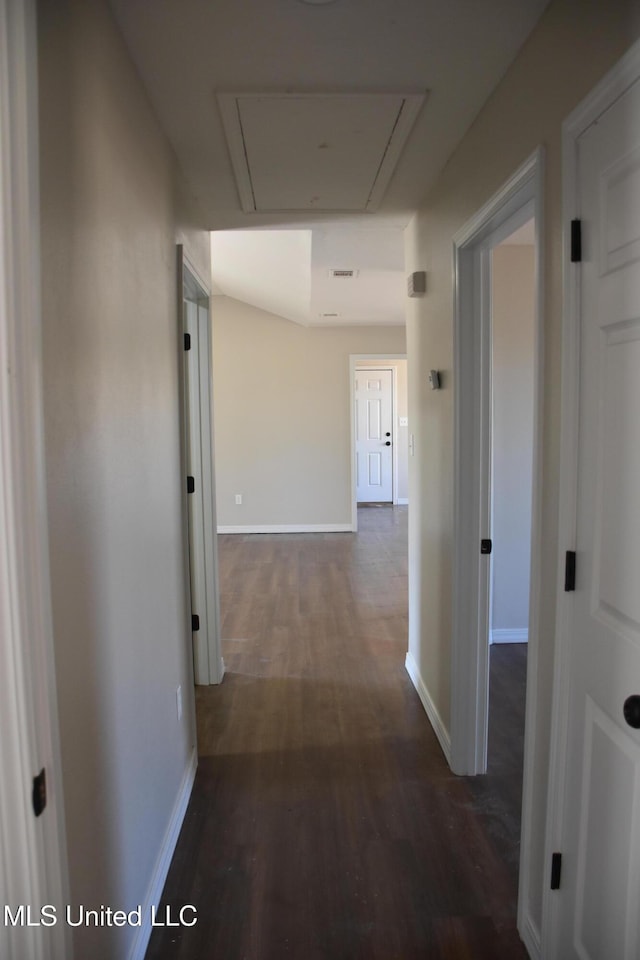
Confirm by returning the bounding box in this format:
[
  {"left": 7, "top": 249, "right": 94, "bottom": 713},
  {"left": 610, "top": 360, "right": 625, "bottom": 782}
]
[
  {"left": 491, "top": 244, "right": 535, "bottom": 636},
  {"left": 212, "top": 296, "right": 406, "bottom": 527},
  {"left": 405, "top": 0, "right": 640, "bottom": 935},
  {"left": 38, "top": 1, "right": 209, "bottom": 956}
]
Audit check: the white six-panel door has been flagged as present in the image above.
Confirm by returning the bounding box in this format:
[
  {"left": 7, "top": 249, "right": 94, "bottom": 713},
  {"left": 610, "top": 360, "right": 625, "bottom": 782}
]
[
  {"left": 355, "top": 368, "right": 393, "bottom": 502},
  {"left": 554, "top": 73, "right": 640, "bottom": 960}
]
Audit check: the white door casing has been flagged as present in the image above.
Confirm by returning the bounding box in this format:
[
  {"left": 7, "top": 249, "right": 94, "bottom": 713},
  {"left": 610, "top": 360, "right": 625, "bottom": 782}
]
[
  {"left": 197, "top": 300, "right": 223, "bottom": 680},
  {"left": 0, "top": 1, "right": 70, "bottom": 957},
  {"left": 451, "top": 152, "right": 542, "bottom": 775},
  {"left": 355, "top": 368, "right": 393, "bottom": 502},
  {"left": 184, "top": 300, "right": 209, "bottom": 682},
  {"left": 546, "top": 54, "right": 640, "bottom": 960},
  {"left": 451, "top": 148, "right": 544, "bottom": 958},
  {"left": 180, "top": 255, "right": 223, "bottom": 686}
]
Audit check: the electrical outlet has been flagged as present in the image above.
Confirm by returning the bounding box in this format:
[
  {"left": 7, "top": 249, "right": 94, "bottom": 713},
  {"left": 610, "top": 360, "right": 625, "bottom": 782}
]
[
  {"left": 176, "top": 685, "right": 182, "bottom": 721},
  {"left": 235, "top": 494, "right": 242, "bottom": 505}
]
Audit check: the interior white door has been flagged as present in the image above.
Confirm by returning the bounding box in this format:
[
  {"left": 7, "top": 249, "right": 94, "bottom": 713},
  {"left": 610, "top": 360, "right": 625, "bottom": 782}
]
[
  {"left": 554, "top": 75, "right": 640, "bottom": 959},
  {"left": 184, "top": 299, "right": 209, "bottom": 682},
  {"left": 355, "top": 368, "right": 393, "bottom": 502}
]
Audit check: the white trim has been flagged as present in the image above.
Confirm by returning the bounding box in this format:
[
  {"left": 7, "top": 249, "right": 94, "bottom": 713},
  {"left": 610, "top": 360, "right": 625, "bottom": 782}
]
[
  {"left": 452, "top": 153, "right": 540, "bottom": 248},
  {"left": 516, "top": 171, "right": 546, "bottom": 954},
  {"left": 0, "top": 3, "right": 70, "bottom": 958},
  {"left": 520, "top": 913, "right": 541, "bottom": 960},
  {"left": 490, "top": 628, "right": 528, "bottom": 644},
  {"left": 542, "top": 37, "right": 640, "bottom": 960},
  {"left": 405, "top": 652, "right": 451, "bottom": 764},
  {"left": 127, "top": 749, "right": 197, "bottom": 960},
  {"left": 451, "top": 148, "right": 545, "bottom": 954},
  {"left": 349, "top": 353, "right": 407, "bottom": 530},
  {"left": 451, "top": 149, "right": 542, "bottom": 776},
  {"left": 218, "top": 523, "right": 353, "bottom": 534},
  {"left": 198, "top": 300, "right": 223, "bottom": 684},
  {"left": 396, "top": 498, "right": 409, "bottom": 506},
  {"left": 179, "top": 252, "right": 224, "bottom": 686},
  {"left": 182, "top": 251, "right": 211, "bottom": 298}
]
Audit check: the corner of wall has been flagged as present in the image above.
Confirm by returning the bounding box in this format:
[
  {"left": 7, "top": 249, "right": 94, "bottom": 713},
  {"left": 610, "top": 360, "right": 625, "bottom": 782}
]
[{"left": 404, "top": 651, "right": 451, "bottom": 765}]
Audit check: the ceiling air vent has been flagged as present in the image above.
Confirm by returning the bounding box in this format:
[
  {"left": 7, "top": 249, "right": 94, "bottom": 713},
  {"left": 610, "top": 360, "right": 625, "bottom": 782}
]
[{"left": 329, "top": 269, "right": 358, "bottom": 278}]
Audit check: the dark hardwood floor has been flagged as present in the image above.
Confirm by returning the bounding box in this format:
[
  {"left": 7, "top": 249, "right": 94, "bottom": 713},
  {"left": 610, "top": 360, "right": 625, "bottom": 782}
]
[{"left": 146, "top": 506, "right": 528, "bottom": 960}]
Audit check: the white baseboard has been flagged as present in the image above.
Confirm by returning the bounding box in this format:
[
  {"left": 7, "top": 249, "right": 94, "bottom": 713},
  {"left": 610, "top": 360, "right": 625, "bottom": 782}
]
[
  {"left": 519, "top": 912, "right": 541, "bottom": 960},
  {"left": 490, "top": 627, "right": 528, "bottom": 644},
  {"left": 127, "top": 747, "right": 197, "bottom": 960},
  {"left": 395, "top": 498, "right": 409, "bottom": 506},
  {"left": 405, "top": 651, "right": 451, "bottom": 765},
  {"left": 217, "top": 523, "right": 353, "bottom": 534}
]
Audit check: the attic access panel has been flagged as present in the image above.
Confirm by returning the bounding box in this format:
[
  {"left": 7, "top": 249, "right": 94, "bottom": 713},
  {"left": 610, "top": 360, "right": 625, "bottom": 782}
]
[{"left": 218, "top": 92, "right": 425, "bottom": 213}]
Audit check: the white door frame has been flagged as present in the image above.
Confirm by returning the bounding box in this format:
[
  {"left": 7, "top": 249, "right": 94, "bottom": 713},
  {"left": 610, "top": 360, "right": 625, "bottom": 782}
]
[
  {"left": 0, "top": 1, "right": 70, "bottom": 957},
  {"left": 178, "top": 250, "right": 224, "bottom": 685},
  {"left": 542, "top": 39, "right": 640, "bottom": 959},
  {"left": 349, "top": 353, "right": 407, "bottom": 532},
  {"left": 451, "top": 148, "right": 544, "bottom": 951}
]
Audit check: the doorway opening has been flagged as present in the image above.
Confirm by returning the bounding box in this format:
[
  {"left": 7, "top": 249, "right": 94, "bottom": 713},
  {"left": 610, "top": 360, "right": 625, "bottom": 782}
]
[
  {"left": 451, "top": 149, "right": 544, "bottom": 955},
  {"left": 490, "top": 220, "right": 535, "bottom": 655},
  {"left": 488, "top": 218, "right": 535, "bottom": 827},
  {"left": 476, "top": 216, "right": 536, "bottom": 902}
]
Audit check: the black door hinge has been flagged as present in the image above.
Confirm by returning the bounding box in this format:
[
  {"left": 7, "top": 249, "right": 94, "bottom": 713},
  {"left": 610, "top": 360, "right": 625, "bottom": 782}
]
[
  {"left": 187, "top": 476, "right": 195, "bottom": 494},
  {"left": 565, "top": 550, "right": 576, "bottom": 592},
  {"left": 184, "top": 332, "right": 191, "bottom": 351},
  {"left": 191, "top": 614, "right": 200, "bottom": 632},
  {"left": 571, "top": 219, "right": 582, "bottom": 263},
  {"left": 481, "top": 539, "right": 492, "bottom": 555},
  {"left": 32, "top": 768, "right": 47, "bottom": 818},
  {"left": 550, "top": 852, "right": 562, "bottom": 890}
]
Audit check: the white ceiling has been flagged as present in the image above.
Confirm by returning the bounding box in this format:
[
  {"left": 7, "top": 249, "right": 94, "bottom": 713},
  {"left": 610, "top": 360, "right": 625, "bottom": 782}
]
[
  {"left": 211, "top": 226, "right": 406, "bottom": 326},
  {"left": 310, "top": 226, "right": 405, "bottom": 325},
  {"left": 210, "top": 230, "right": 312, "bottom": 323},
  {"left": 108, "top": 0, "right": 549, "bottom": 323}
]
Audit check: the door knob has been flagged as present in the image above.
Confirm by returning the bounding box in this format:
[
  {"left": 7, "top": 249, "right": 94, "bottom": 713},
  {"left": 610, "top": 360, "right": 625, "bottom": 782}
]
[
  {"left": 623, "top": 695, "right": 640, "bottom": 729},
  {"left": 385, "top": 432, "right": 391, "bottom": 437},
  {"left": 384, "top": 441, "right": 391, "bottom": 446}
]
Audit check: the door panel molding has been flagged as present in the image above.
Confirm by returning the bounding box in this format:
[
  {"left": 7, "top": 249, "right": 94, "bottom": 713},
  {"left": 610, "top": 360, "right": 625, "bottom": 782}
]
[{"left": 355, "top": 367, "right": 394, "bottom": 503}]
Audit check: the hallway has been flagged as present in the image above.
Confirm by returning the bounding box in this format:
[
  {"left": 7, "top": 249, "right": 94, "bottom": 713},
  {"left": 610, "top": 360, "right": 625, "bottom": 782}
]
[{"left": 146, "top": 507, "right": 527, "bottom": 960}]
